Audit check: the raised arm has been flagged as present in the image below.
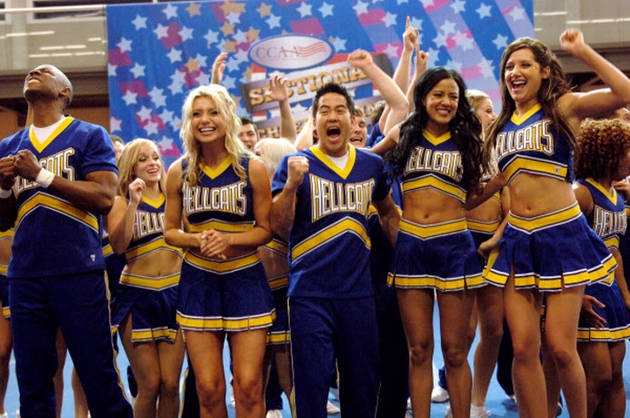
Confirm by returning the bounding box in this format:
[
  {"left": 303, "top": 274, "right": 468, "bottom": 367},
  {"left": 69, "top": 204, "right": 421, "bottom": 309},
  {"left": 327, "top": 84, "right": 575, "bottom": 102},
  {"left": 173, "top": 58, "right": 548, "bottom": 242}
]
[
  {"left": 211, "top": 52, "right": 228, "bottom": 85},
  {"left": 268, "top": 74, "right": 298, "bottom": 142},
  {"left": 107, "top": 178, "right": 145, "bottom": 254}
]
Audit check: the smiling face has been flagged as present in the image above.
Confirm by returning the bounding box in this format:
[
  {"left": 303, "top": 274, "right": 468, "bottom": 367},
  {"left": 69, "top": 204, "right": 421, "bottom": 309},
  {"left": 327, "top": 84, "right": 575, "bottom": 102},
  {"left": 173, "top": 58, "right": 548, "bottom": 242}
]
[
  {"left": 350, "top": 112, "right": 368, "bottom": 148},
  {"left": 314, "top": 92, "right": 353, "bottom": 157},
  {"left": 133, "top": 142, "right": 162, "bottom": 184},
  {"left": 422, "top": 77, "right": 459, "bottom": 135},
  {"left": 239, "top": 123, "right": 258, "bottom": 150},
  {"left": 504, "top": 47, "right": 549, "bottom": 112},
  {"left": 191, "top": 96, "right": 226, "bottom": 145},
  {"left": 474, "top": 97, "right": 497, "bottom": 133}
]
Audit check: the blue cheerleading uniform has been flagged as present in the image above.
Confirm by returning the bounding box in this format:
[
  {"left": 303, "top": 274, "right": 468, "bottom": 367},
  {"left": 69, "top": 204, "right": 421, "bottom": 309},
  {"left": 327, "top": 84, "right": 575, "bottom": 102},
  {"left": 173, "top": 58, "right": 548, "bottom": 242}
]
[
  {"left": 0, "top": 117, "right": 132, "bottom": 418},
  {"left": 0, "top": 229, "right": 13, "bottom": 320},
  {"left": 272, "top": 144, "right": 390, "bottom": 418},
  {"left": 388, "top": 130, "right": 483, "bottom": 291},
  {"left": 576, "top": 178, "right": 630, "bottom": 342},
  {"left": 262, "top": 236, "right": 290, "bottom": 346},
  {"left": 484, "top": 105, "right": 616, "bottom": 291},
  {"left": 111, "top": 194, "right": 182, "bottom": 343},
  {"left": 176, "top": 157, "right": 274, "bottom": 332}
]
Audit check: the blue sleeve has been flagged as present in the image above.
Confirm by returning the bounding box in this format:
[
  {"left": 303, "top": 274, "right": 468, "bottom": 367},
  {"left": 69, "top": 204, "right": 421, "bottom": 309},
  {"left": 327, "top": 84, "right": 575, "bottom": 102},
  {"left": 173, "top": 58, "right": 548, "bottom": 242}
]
[
  {"left": 271, "top": 155, "right": 290, "bottom": 196},
  {"left": 80, "top": 124, "right": 118, "bottom": 177}
]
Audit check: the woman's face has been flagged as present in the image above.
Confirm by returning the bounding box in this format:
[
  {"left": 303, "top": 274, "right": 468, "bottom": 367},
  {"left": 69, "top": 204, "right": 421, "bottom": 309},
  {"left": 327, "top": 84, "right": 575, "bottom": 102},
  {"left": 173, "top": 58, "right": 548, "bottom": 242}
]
[
  {"left": 475, "top": 97, "right": 497, "bottom": 132},
  {"left": 191, "top": 96, "right": 226, "bottom": 144},
  {"left": 504, "top": 47, "right": 549, "bottom": 109},
  {"left": 133, "top": 143, "right": 162, "bottom": 183},
  {"left": 423, "top": 77, "right": 459, "bottom": 132}
]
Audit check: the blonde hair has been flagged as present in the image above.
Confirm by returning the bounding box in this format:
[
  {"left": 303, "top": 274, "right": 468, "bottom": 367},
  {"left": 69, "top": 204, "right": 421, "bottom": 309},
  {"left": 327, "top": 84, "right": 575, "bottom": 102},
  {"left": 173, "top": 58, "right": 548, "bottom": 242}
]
[
  {"left": 116, "top": 138, "right": 166, "bottom": 197},
  {"left": 179, "top": 84, "right": 250, "bottom": 184},
  {"left": 465, "top": 89, "right": 490, "bottom": 112},
  {"left": 254, "top": 138, "right": 297, "bottom": 177}
]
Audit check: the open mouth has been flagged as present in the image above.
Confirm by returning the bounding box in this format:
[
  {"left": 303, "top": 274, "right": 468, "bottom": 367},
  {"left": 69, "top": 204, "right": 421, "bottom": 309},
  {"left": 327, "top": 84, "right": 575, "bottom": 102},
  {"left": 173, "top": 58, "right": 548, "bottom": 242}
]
[{"left": 327, "top": 127, "right": 341, "bottom": 137}]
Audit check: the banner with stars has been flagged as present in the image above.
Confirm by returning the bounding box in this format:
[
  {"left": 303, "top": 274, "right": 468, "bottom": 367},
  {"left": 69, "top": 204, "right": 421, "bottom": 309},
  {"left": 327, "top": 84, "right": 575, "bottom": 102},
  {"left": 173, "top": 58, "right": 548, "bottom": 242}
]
[{"left": 106, "top": 0, "right": 533, "bottom": 166}]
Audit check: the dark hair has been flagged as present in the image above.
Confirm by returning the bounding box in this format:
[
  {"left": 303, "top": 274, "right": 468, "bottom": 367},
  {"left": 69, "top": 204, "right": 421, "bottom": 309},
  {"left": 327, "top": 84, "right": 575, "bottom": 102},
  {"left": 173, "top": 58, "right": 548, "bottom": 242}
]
[
  {"left": 575, "top": 118, "right": 630, "bottom": 180},
  {"left": 485, "top": 38, "right": 574, "bottom": 164},
  {"left": 386, "top": 67, "right": 485, "bottom": 192},
  {"left": 240, "top": 116, "right": 256, "bottom": 129},
  {"left": 312, "top": 83, "right": 356, "bottom": 118}
]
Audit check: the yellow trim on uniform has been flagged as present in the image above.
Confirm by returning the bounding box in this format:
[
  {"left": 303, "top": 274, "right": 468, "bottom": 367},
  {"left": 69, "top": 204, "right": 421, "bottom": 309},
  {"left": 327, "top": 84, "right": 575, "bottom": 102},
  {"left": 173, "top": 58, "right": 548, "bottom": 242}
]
[
  {"left": 387, "top": 273, "right": 485, "bottom": 291},
  {"left": 291, "top": 217, "right": 369, "bottom": 261},
  {"left": 29, "top": 116, "right": 75, "bottom": 153},
  {"left": 502, "top": 156, "right": 568, "bottom": 184},
  {"left": 102, "top": 243, "right": 114, "bottom": 257},
  {"left": 177, "top": 311, "right": 275, "bottom": 331},
  {"left": 603, "top": 236, "right": 620, "bottom": 250},
  {"left": 199, "top": 157, "right": 233, "bottom": 179},
  {"left": 119, "top": 271, "right": 180, "bottom": 290},
  {"left": 184, "top": 250, "right": 260, "bottom": 273},
  {"left": 17, "top": 193, "right": 98, "bottom": 231},
  {"left": 131, "top": 327, "right": 177, "bottom": 343},
  {"left": 402, "top": 175, "right": 467, "bottom": 202},
  {"left": 187, "top": 219, "right": 254, "bottom": 233},
  {"left": 268, "top": 275, "right": 289, "bottom": 290},
  {"left": 584, "top": 178, "right": 618, "bottom": 205},
  {"left": 0, "top": 265, "right": 7, "bottom": 275},
  {"left": 0, "top": 229, "right": 14, "bottom": 240},
  {"left": 466, "top": 218, "right": 501, "bottom": 233},
  {"left": 577, "top": 326, "right": 630, "bottom": 342},
  {"left": 142, "top": 193, "right": 165, "bottom": 208},
  {"left": 265, "top": 238, "right": 288, "bottom": 256},
  {"left": 2, "top": 306, "right": 9, "bottom": 320},
  {"left": 510, "top": 103, "right": 541, "bottom": 125},
  {"left": 310, "top": 145, "right": 356, "bottom": 180},
  {"left": 267, "top": 331, "right": 291, "bottom": 345},
  {"left": 423, "top": 130, "right": 451, "bottom": 146},
  {"left": 399, "top": 218, "right": 468, "bottom": 239},
  {"left": 508, "top": 203, "right": 581, "bottom": 233},
  {"left": 125, "top": 237, "right": 182, "bottom": 261}
]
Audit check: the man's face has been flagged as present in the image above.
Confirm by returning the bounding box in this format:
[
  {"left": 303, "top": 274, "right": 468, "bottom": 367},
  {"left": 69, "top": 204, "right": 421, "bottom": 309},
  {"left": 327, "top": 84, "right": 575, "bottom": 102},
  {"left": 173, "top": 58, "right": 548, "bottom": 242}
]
[
  {"left": 239, "top": 123, "right": 258, "bottom": 150},
  {"left": 23, "top": 65, "right": 70, "bottom": 103},
  {"left": 314, "top": 92, "right": 352, "bottom": 157},
  {"left": 350, "top": 114, "right": 368, "bottom": 148}
]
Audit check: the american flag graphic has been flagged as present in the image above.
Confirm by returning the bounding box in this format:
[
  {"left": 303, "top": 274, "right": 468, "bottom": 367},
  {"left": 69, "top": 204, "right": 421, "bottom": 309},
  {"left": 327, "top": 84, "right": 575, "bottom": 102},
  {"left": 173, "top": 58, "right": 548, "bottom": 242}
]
[{"left": 106, "top": 0, "right": 534, "bottom": 166}]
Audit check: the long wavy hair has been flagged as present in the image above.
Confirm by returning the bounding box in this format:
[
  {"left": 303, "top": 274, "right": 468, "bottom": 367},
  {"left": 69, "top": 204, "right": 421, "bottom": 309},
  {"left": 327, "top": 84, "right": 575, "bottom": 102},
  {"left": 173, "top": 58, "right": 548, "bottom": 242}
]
[
  {"left": 179, "top": 84, "right": 250, "bottom": 185},
  {"left": 386, "top": 67, "right": 485, "bottom": 192},
  {"left": 116, "top": 138, "right": 166, "bottom": 197},
  {"left": 484, "top": 38, "right": 574, "bottom": 164}
]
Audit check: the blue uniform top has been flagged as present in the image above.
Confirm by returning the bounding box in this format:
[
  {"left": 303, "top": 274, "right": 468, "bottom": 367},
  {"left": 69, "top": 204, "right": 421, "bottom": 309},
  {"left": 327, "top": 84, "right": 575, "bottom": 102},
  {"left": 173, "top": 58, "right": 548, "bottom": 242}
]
[
  {"left": 495, "top": 104, "right": 574, "bottom": 184},
  {"left": 0, "top": 117, "right": 117, "bottom": 278},
  {"left": 401, "top": 130, "right": 467, "bottom": 202},
  {"left": 578, "top": 178, "right": 627, "bottom": 250},
  {"left": 272, "top": 145, "right": 390, "bottom": 298}
]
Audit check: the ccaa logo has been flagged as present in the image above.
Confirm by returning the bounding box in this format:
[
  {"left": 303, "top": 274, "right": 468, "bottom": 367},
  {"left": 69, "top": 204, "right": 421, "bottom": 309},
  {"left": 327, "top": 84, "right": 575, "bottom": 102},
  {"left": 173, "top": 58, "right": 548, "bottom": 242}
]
[{"left": 249, "top": 35, "right": 334, "bottom": 71}]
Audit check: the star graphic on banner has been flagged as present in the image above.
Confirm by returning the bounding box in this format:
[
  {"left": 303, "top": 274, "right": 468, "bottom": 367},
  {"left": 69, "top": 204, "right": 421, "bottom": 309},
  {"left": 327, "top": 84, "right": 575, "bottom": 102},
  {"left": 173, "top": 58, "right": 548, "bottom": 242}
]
[
  {"left": 186, "top": 3, "right": 201, "bottom": 17},
  {"left": 440, "top": 20, "right": 457, "bottom": 36},
  {"left": 427, "top": 47, "right": 440, "bottom": 67},
  {"left": 330, "top": 36, "right": 347, "bottom": 52},
  {"left": 266, "top": 14, "right": 281, "bottom": 29},
  {"left": 171, "top": 68, "right": 186, "bottom": 84},
  {"left": 107, "top": 63, "right": 117, "bottom": 77},
  {"left": 159, "top": 109, "right": 174, "bottom": 125},
  {"left": 180, "top": 26, "right": 194, "bottom": 42},
  {"left": 509, "top": 6, "right": 526, "bottom": 22},
  {"left": 493, "top": 33, "right": 508, "bottom": 49},
  {"left": 162, "top": 3, "right": 178, "bottom": 19},
  {"left": 204, "top": 29, "right": 220, "bottom": 47},
  {"left": 478, "top": 58, "right": 495, "bottom": 78},
  {"left": 420, "top": 0, "right": 435, "bottom": 8},
  {"left": 169, "top": 79, "right": 184, "bottom": 95},
  {"left": 223, "top": 40, "right": 237, "bottom": 53},
  {"left": 445, "top": 59, "right": 463, "bottom": 72},
  {"left": 169, "top": 115, "right": 181, "bottom": 130},
  {"left": 110, "top": 117, "right": 122, "bottom": 132},
  {"left": 410, "top": 17, "right": 423, "bottom": 29},
  {"left": 234, "top": 49, "right": 249, "bottom": 63},
  {"left": 292, "top": 103, "right": 308, "bottom": 115},
  {"left": 234, "top": 29, "right": 248, "bottom": 44},
  {"left": 296, "top": 2, "right": 312, "bottom": 18},
  {"left": 193, "top": 53, "right": 208, "bottom": 69},
  {"left": 382, "top": 43, "right": 400, "bottom": 58},
  {"left": 476, "top": 3, "right": 492, "bottom": 19},
  {"left": 131, "top": 14, "right": 147, "bottom": 30},
  {"left": 167, "top": 48, "right": 183, "bottom": 63},
  {"left": 221, "top": 2, "right": 244, "bottom": 15},
  {"left": 154, "top": 24, "right": 169, "bottom": 39},
  {"left": 223, "top": 75, "right": 237, "bottom": 90},
  {"left": 197, "top": 72, "right": 211, "bottom": 85},
  {"left": 144, "top": 120, "right": 159, "bottom": 136},
  {"left": 453, "top": 32, "right": 474, "bottom": 51},
  {"left": 185, "top": 57, "right": 200, "bottom": 73},
  {"left": 117, "top": 37, "right": 132, "bottom": 53},
  {"left": 221, "top": 22, "right": 235, "bottom": 37},
  {"left": 158, "top": 136, "right": 174, "bottom": 152},
  {"left": 137, "top": 105, "right": 152, "bottom": 122},
  {"left": 149, "top": 87, "right": 167, "bottom": 108},
  {"left": 433, "top": 31, "right": 448, "bottom": 48},
  {"left": 226, "top": 56, "right": 241, "bottom": 72},
  {"left": 246, "top": 27, "right": 260, "bottom": 43},
  {"left": 257, "top": 3, "right": 272, "bottom": 17},
  {"left": 130, "top": 62, "right": 145, "bottom": 78},
  {"left": 319, "top": 2, "right": 334, "bottom": 18},
  {"left": 450, "top": 0, "right": 465, "bottom": 13},
  {"left": 353, "top": 0, "right": 369, "bottom": 15},
  {"left": 242, "top": 66, "right": 253, "bottom": 82},
  {"left": 226, "top": 12, "right": 241, "bottom": 25},
  {"left": 382, "top": 11, "right": 397, "bottom": 27},
  {"left": 122, "top": 90, "right": 138, "bottom": 106},
  {"left": 230, "top": 94, "right": 242, "bottom": 109}
]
